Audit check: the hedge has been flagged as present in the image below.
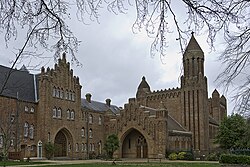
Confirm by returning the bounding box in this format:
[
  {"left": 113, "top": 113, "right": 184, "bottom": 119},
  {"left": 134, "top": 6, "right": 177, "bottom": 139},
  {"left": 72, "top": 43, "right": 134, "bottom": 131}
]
[{"left": 219, "top": 154, "right": 250, "bottom": 165}]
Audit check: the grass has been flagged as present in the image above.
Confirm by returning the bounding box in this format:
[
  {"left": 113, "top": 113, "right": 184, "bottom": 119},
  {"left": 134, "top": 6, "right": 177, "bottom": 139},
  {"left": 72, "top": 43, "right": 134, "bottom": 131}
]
[
  {"left": 33, "top": 162, "right": 220, "bottom": 167},
  {"left": 0, "top": 161, "right": 50, "bottom": 166}
]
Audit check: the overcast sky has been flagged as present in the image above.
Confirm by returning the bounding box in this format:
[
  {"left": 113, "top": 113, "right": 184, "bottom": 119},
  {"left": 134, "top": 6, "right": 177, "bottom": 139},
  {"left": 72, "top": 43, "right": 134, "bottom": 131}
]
[{"left": 0, "top": 3, "right": 233, "bottom": 113}]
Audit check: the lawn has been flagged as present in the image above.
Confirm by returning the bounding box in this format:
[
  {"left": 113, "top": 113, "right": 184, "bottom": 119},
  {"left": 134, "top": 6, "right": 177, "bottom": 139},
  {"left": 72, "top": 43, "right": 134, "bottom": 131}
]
[
  {"left": 33, "top": 162, "right": 220, "bottom": 167},
  {"left": 0, "top": 161, "right": 50, "bottom": 166}
]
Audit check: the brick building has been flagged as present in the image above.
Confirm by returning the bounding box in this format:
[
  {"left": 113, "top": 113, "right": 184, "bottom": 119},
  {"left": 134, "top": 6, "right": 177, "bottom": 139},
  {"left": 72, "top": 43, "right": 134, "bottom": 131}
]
[{"left": 0, "top": 34, "right": 226, "bottom": 159}]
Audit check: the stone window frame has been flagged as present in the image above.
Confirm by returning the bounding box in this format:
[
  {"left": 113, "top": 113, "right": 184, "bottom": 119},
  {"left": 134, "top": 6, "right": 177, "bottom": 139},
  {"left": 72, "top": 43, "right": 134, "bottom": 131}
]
[
  {"left": 57, "top": 108, "right": 62, "bottom": 118},
  {"left": 52, "top": 87, "right": 57, "bottom": 97},
  {"left": 67, "top": 109, "right": 70, "bottom": 119},
  {"left": 24, "top": 122, "right": 29, "bottom": 137},
  {"left": 52, "top": 107, "right": 57, "bottom": 118},
  {"left": 81, "top": 127, "right": 85, "bottom": 137},
  {"left": 30, "top": 107, "right": 35, "bottom": 113},
  {"left": 60, "top": 88, "right": 64, "bottom": 99},
  {"left": 98, "top": 115, "right": 102, "bottom": 125},
  {"left": 89, "top": 114, "right": 93, "bottom": 124},
  {"left": 70, "top": 110, "right": 75, "bottom": 120},
  {"left": 89, "top": 128, "right": 93, "bottom": 138},
  {"left": 75, "top": 143, "right": 79, "bottom": 152},
  {"left": 29, "top": 124, "right": 34, "bottom": 139},
  {"left": 24, "top": 106, "right": 29, "bottom": 112}
]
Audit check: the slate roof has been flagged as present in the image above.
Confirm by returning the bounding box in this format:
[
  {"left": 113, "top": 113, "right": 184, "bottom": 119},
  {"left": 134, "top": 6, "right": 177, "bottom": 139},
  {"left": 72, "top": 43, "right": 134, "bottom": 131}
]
[
  {"left": 0, "top": 65, "right": 38, "bottom": 102},
  {"left": 81, "top": 98, "right": 120, "bottom": 114}
]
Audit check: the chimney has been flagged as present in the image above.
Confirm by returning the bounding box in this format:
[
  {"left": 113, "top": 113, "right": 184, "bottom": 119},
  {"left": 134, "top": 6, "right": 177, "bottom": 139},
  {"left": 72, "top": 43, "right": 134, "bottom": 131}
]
[
  {"left": 106, "top": 99, "right": 111, "bottom": 107},
  {"left": 86, "top": 93, "right": 92, "bottom": 103}
]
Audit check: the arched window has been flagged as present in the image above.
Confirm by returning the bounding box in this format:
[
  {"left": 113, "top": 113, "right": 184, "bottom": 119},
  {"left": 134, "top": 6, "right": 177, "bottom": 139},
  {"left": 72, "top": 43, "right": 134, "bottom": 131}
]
[
  {"left": 81, "top": 143, "right": 84, "bottom": 152},
  {"left": 24, "top": 122, "right": 29, "bottom": 137},
  {"left": 72, "top": 92, "right": 75, "bottom": 101},
  {"left": 71, "top": 111, "right": 75, "bottom": 120},
  {"left": 60, "top": 89, "right": 64, "bottom": 99},
  {"left": 84, "top": 143, "right": 87, "bottom": 151},
  {"left": 30, "top": 107, "right": 34, "bottom": 113},
  {"left": 29, "top": 125, "right": 34, "bottom": 139},
  {"left": 89, "top": 114, "right": 93, "bottom": 124},
  {"left": 56, "top": 88, "right": 60, "bottom": 97},
  {"left": 53, "top": 87, "right": 56, "bottom": 97},
  {"left": 92, "top": 143, "right": 95, "bottom": 151},
  {"left": 53, "top": 108, "right": 57, "bottom": 118},
  {"left": 57, "top": 108, "right": 62, "bottom": 118},
  {"left": 24, "top": 106, "right": 28, "bottom": 112},
  {"left": 65, "top": 90, "right": 68, "bottom": 100},
  {"left": 81, "top": 127, "right": 85, "bottom": 137},
  {"left": 67, "top": 110, "right": 70, "bottom": 119},
  {"left": 69, "top": 91, "right": 72, "bottom": 100},
  {"left": 89, "top": 128, "right": 93, "bottom": 138},
  {"left": 75, "top": 143, "right": 79, "bottom": 152},
  {"left": 98, "top": 116, "right": 102, "bottom": 125}
]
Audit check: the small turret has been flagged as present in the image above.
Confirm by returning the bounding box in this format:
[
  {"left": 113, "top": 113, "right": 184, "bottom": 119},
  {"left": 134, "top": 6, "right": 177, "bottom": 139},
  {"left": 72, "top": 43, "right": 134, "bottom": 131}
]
[{"left": 136, "top": 76, "right": 151, "bottom": 99}]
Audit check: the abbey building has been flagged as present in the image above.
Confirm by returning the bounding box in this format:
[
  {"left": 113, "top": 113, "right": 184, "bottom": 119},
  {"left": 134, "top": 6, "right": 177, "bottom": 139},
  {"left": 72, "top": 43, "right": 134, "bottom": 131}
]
[{"left": 0, "top": 35, "right": 226, "bottom": 159}]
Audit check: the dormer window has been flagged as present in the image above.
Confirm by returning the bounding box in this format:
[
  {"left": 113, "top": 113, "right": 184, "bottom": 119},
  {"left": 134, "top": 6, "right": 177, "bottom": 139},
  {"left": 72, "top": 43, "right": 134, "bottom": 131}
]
[
  {"left": 30, "top": 107, "right": 34, "bottom": 113},
  {"left": 24, "top": 106, "right": 28, "bottom": 112}
]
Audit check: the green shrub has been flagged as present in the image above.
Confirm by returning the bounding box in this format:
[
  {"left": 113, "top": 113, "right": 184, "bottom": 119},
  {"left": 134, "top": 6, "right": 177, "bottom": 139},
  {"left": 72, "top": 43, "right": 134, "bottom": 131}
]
[
  {"left": 206, "top": 153, "right": 220, "bottom": 161},
  {"left": 168, "top": 153, "right": 178, "bottom": 160},
  {"left": 220, "top": 154, "right": 250, "bottom": 165},
  {"left": 45, "top": 142, "right": 56, "bottom": 160},
  {"left": 184, "top": 152, "right": 194, "bottom": 161},
  {"left": 0, "top": 152, "right": 3, "bottom": 161},
  {"left": 177, "top": 152, "right": 186, "bottom": 160}
]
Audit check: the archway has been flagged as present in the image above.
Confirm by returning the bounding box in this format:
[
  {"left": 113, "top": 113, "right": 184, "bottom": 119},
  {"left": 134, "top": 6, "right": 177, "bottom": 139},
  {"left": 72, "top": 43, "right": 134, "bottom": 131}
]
[
  {"left": 122, "top": 129, "right": 148, "bottom": 158},
  {"left": 54, "top": 128, "right": 73, "bottom": 157}
]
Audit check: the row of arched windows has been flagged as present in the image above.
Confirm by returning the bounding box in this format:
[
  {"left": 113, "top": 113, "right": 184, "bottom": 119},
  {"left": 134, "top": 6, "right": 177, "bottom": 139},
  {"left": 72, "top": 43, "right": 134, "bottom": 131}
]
[
  {"left": 52, "top": 107, "right": 75, "bottom": 120},
  {"left": 81, "top": 128, "right": 93, "bottom": 138},
  {"left": 52, "top": 87, "right": 75, "bottom": 101},
  {"left": 72, "top": 143, "right": 97, "bottom": 152},
  {"left": 81, "top": 112, "right": 102, "bottom": 125},
  {"left": 24, "top": 122, "right": 34, "bottom": 139}
]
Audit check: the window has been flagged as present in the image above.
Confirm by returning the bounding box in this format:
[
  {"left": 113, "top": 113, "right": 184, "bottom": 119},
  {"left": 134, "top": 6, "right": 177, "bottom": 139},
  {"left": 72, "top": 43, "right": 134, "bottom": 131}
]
[
  {"left": 53, "top": 87, "right": 56, "bottom": 97},
  {"left": 60, "top": 89, "right": 64, "bottom": 99},
  {"left": 89, "top": 114, "right": 93, "bottom": 124},
  {"left": 84, "top": 143, "right": 87, "bottom": 151},
  {"left": 65, "top": 90, "right": 68, "bottom": 100},
  {"left": 48, "top": 132, "right": 51, "bottom": 142},
  {"left": 24, "top": 106, "right": 28, "bottom": 112},
  {"left": 10, "top": 115, "right": 15, "bottom": 123},
  {"left": 24, "top": 122, "right": 29, "bottom": 137},
  {"left": 68, "top": 143, "right": 71, "bottom": 152},
  {"left": 30, "top": 107, "right": 34, "bottom": 113},
  {"left": 57, "top": 108, "right": 62, "bottom": 118},
  {"left": 89, "top": 129, "right": 93, "bottom": 138},
  {"left": 72, "top": 92, "right": 75, "bottom": 101},
  {"left": 75, "top": 143, "right": 79, "bottom": 152},
  {"left": 67, "top": 110, "right": 70, "bottom": 119},
  {"left": 98, "top": 116, "right": 102, "bottom": 125},
  {"left": 70, "top": 91, "right": 72, "bottom": 100},
  {"left": 92, "top": 143, "right": 95, "bottom": 151},
  {"left": 53, "top": 108, "right": 57, "bottom": 118},
  {"left": 29, "top": 125, "right": 34, "bottom": 139},
  {"left": 70, "top": 111, "right": 75, "bottom": 120},
  {"left": 81, "top": 127, "right": 85, "bottom": 137},
  {"left": 10, "top": 139, "right": 14, "bottom": 146},
  {"left": 81, "top": 143, "right": 84, "bottom": 152},
  {"left": 0, "top": 135, "right": 3, "bottom": 148},
  {"left": 56, "top": 88, "right": 60, "bottom": 97}
]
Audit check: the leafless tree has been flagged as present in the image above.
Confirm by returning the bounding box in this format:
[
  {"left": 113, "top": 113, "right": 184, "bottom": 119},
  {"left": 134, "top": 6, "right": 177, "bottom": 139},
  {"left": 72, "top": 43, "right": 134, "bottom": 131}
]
[{"left": 0, "top": 0, "right": 250, "bottom": 114}]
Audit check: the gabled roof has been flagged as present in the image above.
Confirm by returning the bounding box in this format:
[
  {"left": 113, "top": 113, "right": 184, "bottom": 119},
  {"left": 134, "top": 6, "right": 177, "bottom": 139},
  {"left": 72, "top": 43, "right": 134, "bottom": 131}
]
[
  {"left": 81, "top": 98, "right": 120, "bottom": 114},
  {"left": 0, "top": 65, "right": 38, "bottom": 102}
]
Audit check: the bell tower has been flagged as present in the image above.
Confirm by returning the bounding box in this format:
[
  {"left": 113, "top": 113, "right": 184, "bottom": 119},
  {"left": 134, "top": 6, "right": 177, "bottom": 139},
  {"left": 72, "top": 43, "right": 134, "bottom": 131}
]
[{"left": 181, "top": 33, "right": 209, "bottom": 154}]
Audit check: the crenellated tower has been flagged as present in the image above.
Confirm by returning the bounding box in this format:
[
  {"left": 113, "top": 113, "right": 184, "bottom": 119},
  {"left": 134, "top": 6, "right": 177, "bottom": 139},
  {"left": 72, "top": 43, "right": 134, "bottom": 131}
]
[{"left": 180, "top": 33, "right": 209, "bottom": 154}]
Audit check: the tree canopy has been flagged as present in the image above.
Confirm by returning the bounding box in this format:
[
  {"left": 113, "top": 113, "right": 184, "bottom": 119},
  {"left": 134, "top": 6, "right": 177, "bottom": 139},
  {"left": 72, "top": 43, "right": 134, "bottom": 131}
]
[
  {"left": 104, "top": 134, "right": 119, "bottom": 158},
  {"left": 216, "top": 114, "right": 248, "bottom": 149}
]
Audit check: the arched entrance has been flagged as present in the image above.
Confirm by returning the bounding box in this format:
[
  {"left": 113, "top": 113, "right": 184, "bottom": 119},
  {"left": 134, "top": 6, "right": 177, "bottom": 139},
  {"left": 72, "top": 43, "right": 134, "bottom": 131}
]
[
  {"left": 122, "top": 129, "right": 148, "bottom": 158},
  {"left": 54, "top": 128, "right": 73, "bottom": 157}
]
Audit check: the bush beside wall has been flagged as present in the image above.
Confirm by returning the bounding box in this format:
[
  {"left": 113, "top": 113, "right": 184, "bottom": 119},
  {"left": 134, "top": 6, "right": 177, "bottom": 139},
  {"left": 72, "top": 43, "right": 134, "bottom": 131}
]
[{"left": 220, "top": 154, "right": 250, "bottom": 165}]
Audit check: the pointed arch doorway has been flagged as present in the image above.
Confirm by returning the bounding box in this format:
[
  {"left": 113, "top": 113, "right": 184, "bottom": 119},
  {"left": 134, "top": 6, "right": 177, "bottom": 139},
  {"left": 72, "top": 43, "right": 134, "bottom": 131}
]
[
  {"left": 122, "top": 128, "right": 148, "bottom": 158},
  {"left": 54, "top": 128, "right": 73, "bottom": 157}
]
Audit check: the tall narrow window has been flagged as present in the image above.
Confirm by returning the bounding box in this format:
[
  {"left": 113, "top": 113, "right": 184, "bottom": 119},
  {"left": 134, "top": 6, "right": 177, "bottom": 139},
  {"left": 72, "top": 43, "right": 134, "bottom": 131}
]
[
  {"left": 24, "top": 122, "right": 29, "bottom": 137},
  {"left": 71, "top": 111, "right": 75, "bottom": 120},
  {"left": 29, "top": 125, "right": 34, "bottom": 139},
  {"left": 69, "top": 91, "right": 72, "bottom": 100},
  {"left": 60, "top": 89, "right": 64, "bottom": 98},
  {"left": 89, "top": 114, "right": 93, "bottom": 124},
  {"left": 53, "top": 87, "right": 56, "bottom": 97},
  {"left": 81, "top": 143, "right": 84, "bottom": 152},
  {"left": 57, "top": 108, "right": 62, "bottom": 118},
  {"left": 53, "top": 108, "right": 57, "bottom": 118},
  {"left": 65, "top": 90, "right": 68, "bottom": 100},
  {"left": 81, "top": 127, "right": 85, "bottom": 137},
  {"left": 67, "top": 110, "right": 70, "bottom": 119},
  {"left": 56, "top": 88, "right": 60, "bottom": 97},
  {"left": 76, "top": 143, "right": 79, "bottom": 152},
  {"left": 98, "top": 116, "right": 102, "bottom": 125},
  {"left": 89, "top": 129, "right": 93, "bottom": 138}
]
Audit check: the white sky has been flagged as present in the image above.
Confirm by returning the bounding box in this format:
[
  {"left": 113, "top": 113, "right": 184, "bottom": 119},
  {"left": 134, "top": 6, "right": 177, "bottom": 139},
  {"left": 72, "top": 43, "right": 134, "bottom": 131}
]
[{"left": 0, "top": 3, "right": 233, "bottom": 113}]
